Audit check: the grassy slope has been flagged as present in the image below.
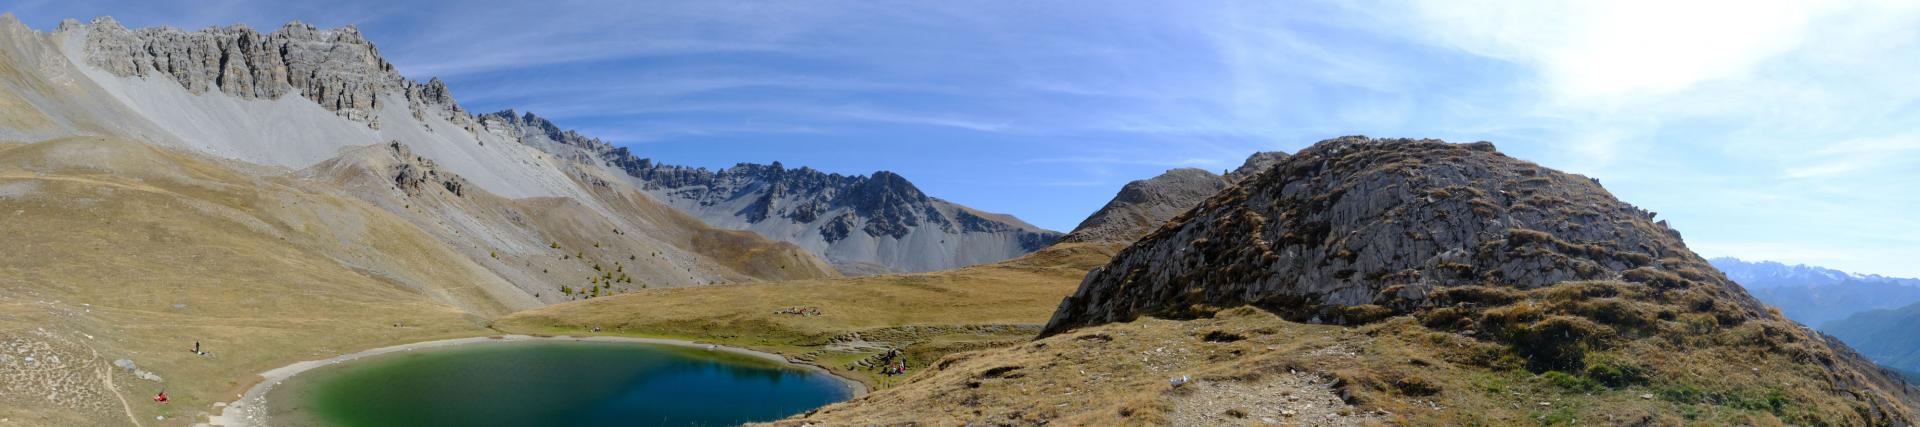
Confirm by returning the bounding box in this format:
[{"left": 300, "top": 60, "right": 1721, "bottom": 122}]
[
  {"left": 0, "top": 138, "right": 499, "bottom": 425},
  {"left": 0, "top": 135, "right": 846, "bottom": 426},
  {"left": 496, "top": 242, "right": 1121, "bottom": 386},
  {"left": 786, "top": 281, "right": 1916, "bottom": 426}
]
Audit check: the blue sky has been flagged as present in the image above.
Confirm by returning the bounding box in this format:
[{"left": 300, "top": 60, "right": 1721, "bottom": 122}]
[{"left": 11, "top": 1, "right": 1920, "bottom": 276}]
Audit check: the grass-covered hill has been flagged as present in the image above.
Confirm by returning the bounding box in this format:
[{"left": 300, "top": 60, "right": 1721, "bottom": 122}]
[{"left": 783, "top": 137, "right": 1919, "bottom": 426}]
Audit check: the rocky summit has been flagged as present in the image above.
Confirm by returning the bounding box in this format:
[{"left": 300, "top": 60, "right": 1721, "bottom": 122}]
[
  {"left": 1057, "top": 168, "right": 1229, "bottom": 244},
  {"left": 1026, "top": 136, "right": 1920, "bottom": 422},
  {"left": 1060, "top": 151, "right": 1289, "bottom": 245},
  {"left": 78, "top": 17, "right": 462, "bottom": 124},
  {"left": 1046, "top": 137, "right": 1762, "bottom": 332}
]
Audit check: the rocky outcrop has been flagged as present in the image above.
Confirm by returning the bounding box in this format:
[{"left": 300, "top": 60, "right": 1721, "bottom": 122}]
[
  {"left": 1058, "top": 168, "right": 1228, "bottom": 244},
  {"left": 477, "top": 110, "right": 1060, "bottom": 274},
  {"left": 1038, "top": 136, "right": 1920, "bottom": 421},
  {"left": 1059, "top": 151, "right": 1293, "bottom": 245},
  {"left": 1228, "top": 151, "right": 1288, "bottom": 182},
  {"left": 76, "top": 17, "right": 464, "bottom": 124},
  {"left": 384, "top": 141, "right": 468, "bottom": 198},
  {"left": 1045, "top": 137, "right": 1759, "bottom": 333}
]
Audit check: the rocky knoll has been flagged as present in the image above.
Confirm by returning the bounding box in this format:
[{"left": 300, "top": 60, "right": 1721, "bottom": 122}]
[
  {"left": 1033, "top": 136, "right": 1918, "bottom": 422},
  {"left": 76, "top": 17, "right": 462, "bottom": 124},
  {"left": 1060, "top": 151, "right": 1288, "bottom": 244},
  {"left": 1228, "top": 150, "right": 1289, "bottom": 181},
  {"left": 1046, "top": 137, "right": 1759, "bottom": 331},
  {"left": 1058, "top": 168, "right": 1229, "bottom": 244}
]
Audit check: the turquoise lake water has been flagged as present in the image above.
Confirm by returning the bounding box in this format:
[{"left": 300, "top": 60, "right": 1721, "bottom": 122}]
[{"left": 266, "top": 340, "right": 852, "bottom": 426}]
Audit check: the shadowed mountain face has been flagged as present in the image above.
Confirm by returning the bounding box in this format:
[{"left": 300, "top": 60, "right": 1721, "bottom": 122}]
[
  {"left": 1830, "top": 304, "right": 1920, "bottom": 376},
  {"left": 482, "top": 110, "right": 1061, "bottom": 275}
]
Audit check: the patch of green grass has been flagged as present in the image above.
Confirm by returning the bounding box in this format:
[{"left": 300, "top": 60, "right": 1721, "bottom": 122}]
[
  {"left": 1540, "top": 370, "right": 1600, "bottom": 393},
  {"left": 1532, "top": 406, "right": 1577, "bottom": 426},
  {"left": 1657, "top": 384, "right": 1788, "bottom": 416}
]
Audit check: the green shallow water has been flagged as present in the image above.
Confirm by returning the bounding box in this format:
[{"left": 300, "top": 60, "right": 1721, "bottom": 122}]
[{"left": 265, "top": 340, "right": 851, "bottom": 427}]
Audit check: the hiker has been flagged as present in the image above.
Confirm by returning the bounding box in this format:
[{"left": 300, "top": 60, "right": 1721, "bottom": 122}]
[
  {"left": 153, "top": 391, "right": 169, "bottom": 404},
  {"left": 191, "top": 341, "right": 199, "bottom": 354}
]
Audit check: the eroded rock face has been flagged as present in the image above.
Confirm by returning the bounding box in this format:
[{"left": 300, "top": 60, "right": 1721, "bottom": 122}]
[
  {"left": 77, "top": 17, "right": 463, "bottom": 124},
  {"left": 1044, "top": 137, "right": 1760, "bottom": 334},
  {"left": 385, "top": 141, "right": 469, "bottom": 198}
]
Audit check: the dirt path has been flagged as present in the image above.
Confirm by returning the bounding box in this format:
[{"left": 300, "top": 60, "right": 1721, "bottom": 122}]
[
  {"left": 84, "top": 341, "right": 142, "bottom": 427},
  {"left": 95, "top": 363, "right": 142, "bottom": 427},
  {"left": 206, "top": 334, "right": 867, "bottom": 427}
]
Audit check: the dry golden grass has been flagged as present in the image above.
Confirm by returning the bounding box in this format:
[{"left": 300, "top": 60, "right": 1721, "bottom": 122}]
[
  {"left": 496, "top": 242, "right": 1121, "bottom": 386},
  {"left": 786, "top": 297, "right": 1911, "bottom": 426},
  {"left": 0, "top": 137, "right": 499, "bottom": 425}
]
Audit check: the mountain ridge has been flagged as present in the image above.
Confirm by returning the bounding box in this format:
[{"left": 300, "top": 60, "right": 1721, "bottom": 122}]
[
  {"left": 51, "top": 16, "right": 1057, "bottom": 275},
  {"left": 476, "top": 109, "right": 1060, "bottom": 274},
  {"left": 1712, "top": 256, "right": 1920, "bottom": 289},
  {"left": 1712, "top": 257, "right": 1920, "bottom": 330}
]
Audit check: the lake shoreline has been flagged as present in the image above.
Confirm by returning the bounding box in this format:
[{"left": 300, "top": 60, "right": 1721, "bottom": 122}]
[{"left": 207, "top": 334, "right": 868, "bottom": 427}]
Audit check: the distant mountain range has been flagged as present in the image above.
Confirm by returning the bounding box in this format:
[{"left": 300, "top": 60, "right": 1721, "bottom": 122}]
[
  {"left": 477, "top": 110, "right": 1059, "bottom": 274},
  {"left": 1711, "top": 257, "right": 1920, "bottom": 328},
  {"left": 1710, "top": 257, "right": 1920, "bottom": 289},
  {"left": 1712, "top": 257, "right": 1920, "bottom": 375}
]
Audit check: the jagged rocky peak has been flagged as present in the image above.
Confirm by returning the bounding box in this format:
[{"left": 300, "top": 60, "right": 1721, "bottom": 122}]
[
  {"left": 72, "top": 16, "right": 464, "bottom": 123},
  {"left": 479, "top": 110, "right": 610, "bottom": 150},
  {"left": 471, "top": 107, "right": 1057, "bottom": 273},
  {"left": 1045, "top": 136, "right": 1758, "bottom": 334}
]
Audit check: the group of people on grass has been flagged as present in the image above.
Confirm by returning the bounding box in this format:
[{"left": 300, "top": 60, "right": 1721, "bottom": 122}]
[
  {"left": 774, "top": 306, "right": 823, "bottom": 317},
  {"left": 877, "top": 348, "right": 907, "bottom": 376}
]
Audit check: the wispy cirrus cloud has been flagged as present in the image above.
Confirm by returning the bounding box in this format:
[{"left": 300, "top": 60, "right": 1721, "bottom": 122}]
[{"left": 11, "top": 1, "right": 1920, "bottom": 275}]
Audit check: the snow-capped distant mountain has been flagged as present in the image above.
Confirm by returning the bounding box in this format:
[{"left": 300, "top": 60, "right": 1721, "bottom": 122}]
[
  {"left": 1708, "top": 257, "right": 1913, "bottom": 289},
  {"left": 1712, "top": 257, "right": 1920, "bottom": 329}
]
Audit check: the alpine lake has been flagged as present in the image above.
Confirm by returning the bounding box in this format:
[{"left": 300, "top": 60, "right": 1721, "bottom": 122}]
[{"left": 263, "top": 340, "right": 854, "bottom": 426}]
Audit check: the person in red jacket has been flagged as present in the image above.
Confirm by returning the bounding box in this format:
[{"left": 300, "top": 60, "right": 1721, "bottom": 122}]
[{"left": 153, "top": 390, "right": 168, "bottom": 404}]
